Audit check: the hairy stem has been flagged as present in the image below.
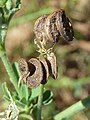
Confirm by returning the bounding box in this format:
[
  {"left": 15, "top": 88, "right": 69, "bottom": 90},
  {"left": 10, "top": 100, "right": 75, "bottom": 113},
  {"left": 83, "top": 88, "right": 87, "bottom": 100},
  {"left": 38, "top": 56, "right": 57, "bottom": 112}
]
[
  {"left": 0, "top": 52, "right": 22, "bottom": 98},
  {"left": 37, "top": 84, "right": 44, "bottom": 120},
  {"left": 54, "top": 96, "right": 90, "bottom": 120}
]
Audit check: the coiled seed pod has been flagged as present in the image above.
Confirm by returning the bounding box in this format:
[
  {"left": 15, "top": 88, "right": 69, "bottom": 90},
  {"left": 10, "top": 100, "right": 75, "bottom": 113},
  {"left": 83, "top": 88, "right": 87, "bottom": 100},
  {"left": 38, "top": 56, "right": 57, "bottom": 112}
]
[
  {"left": 18, "top": 58, "right": 30, "bottom": 82},
  {"left": 44, "top": 11, "right": 60, "bottom": 43},
  {"left": 34, "top": 15, "right": 48, "bottom": 47},
  {"left": 18, "top": 53, "right": 58, "bottom": 88},
  {"left": 34, "top": 9, "right": 74, "bottom": 49},
  {"left": 38, "top": 56, "right": 49, "bottom": 84},
  {"left": 56, "top": 9, "right": 74, "bottom": 41},
  {"left": 26, "top": 58, "right": 43, "bottom": 88},
  {"left": 18, "top": 58, "right": 43, "bottom": 88}
]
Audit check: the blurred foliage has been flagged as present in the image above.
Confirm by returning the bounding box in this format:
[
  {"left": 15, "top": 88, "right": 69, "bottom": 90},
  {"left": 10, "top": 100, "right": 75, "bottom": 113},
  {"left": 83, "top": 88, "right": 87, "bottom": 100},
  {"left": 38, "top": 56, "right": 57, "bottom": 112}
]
[{"left": 0, "top": 0, "right": 90, "bottom": 120}]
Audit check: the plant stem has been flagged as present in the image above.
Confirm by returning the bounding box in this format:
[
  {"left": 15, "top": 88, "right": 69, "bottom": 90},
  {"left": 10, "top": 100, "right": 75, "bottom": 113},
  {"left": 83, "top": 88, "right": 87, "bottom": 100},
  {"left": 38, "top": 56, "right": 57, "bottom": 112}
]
[
  {"left": 54, "top": 96, "right": 90, "bottom": 120},
  {"left": 0, "top": 23, "right": 23, "bottom": 98},
  {"left": 0, "top": 52, "right": 22, "bottom": 98},
  {"left": 37, "top": 84, "right": 44, "bottom": 120}
]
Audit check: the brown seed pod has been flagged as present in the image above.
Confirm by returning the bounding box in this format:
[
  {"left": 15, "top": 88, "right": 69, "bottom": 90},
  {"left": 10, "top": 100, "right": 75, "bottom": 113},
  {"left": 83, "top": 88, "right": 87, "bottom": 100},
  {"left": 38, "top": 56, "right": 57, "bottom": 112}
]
[
  {"left": 56, "top": 9, "right": 74, "bottom": 41},
  {"left": 47, "top": 52, "right": 58, "bottom": 79},
  {"left": 26, "top": 58, "right": 43, "bottom": 88},
  {"left": 34, "top": 9, "right": 74, "bottom": 49},
  {"left": 18, "top": 58, "right": 30, "bottom": 81},
  {"left": 34, "top": 15, "right": 48, "bottom": 46},
  {"left": 44, "top": 11, "right": 60, "bottom": 43},
  {"left": 38, "top": 56, "right": 49, "bottom": 84}
]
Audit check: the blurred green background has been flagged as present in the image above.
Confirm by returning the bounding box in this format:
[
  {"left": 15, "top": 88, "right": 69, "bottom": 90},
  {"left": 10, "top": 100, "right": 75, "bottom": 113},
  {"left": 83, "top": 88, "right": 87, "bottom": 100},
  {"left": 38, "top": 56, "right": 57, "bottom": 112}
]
[{"left": 0, "top": 0, "right": 90, "bottom": 120}]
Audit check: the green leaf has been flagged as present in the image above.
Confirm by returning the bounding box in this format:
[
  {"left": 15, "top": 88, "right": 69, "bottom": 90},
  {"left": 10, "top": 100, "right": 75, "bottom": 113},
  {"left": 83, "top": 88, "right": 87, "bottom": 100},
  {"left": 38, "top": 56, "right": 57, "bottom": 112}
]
[
  {"left": 11, "top": 91, "right": 20, "bottom": 101},
  {"left": 20, "top": 84, "right": 29, "bottom": 101},
  {"left": 16, "top": 100, "right": 26, "bottom": 109},
  {"left": 12, "top": 62, "right": 29, "bottom": 101},
  {"left": 12, "top": 62, "right": 20, "bottom": 80},
  {"left": 2, "top": 82, "right": 13, "bottom": 101},
  {"left": 43, "top": 90, "right": 53, "bottom": 105},
  {"left": 20, "top": 97, "right": 27, "bottom": 105},
  {"left": 0, "top": 0, "right": 6, "bottom": 7},
  {"left": 6, "top": 0, "right": 13, "bottom": 10},
  {"left": 29, "top": 86, "right": 41, "bottom": 101}
]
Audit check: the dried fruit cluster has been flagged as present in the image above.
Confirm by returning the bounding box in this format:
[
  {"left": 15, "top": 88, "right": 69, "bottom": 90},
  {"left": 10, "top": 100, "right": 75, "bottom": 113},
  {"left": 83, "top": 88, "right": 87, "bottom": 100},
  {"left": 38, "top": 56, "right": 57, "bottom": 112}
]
[
  {"left": 18, "top": 53, "right": 58, "bottom": 88},
  {"left": 18, "top": 9, "right": 74, "bottom": 88},
  {"left": 34, "top": 9, "right": 74, "bottom": 49}
]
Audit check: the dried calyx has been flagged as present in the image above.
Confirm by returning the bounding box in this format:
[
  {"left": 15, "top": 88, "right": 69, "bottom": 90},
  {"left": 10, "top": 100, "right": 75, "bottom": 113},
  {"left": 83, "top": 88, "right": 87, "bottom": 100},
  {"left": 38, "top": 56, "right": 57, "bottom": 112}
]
[
  {"left": 34, "top": 9, "right": 74, "bottom": 49},
  {"left": 18, "top": 53, "right": 58, "bottom": 88}
]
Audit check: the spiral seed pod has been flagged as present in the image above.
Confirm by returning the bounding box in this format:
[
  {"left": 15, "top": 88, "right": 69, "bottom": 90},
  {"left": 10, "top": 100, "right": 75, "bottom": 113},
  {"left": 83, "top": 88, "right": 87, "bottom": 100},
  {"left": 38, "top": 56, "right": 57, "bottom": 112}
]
[
  {"left": 34, "top": 9, "right": 74, "bottom": 49},
  {"left": 25, "top": 58, "right": 43, "bottom": 88},
  {"left": 18, "top": 58, "right": 30, "bottom": 81},
  {"left": 56, "top": 9, "right": 74, "bottom": 41},
  {"left": 18, "top": 53, "right": 58, "bottom": 88},
  {"left": 44, "top": 11, "right": 60, "bottom": 43},
  {"left": 18, "top": 58, "right": 43, "bottom": 88},
  {"left": 34, "top": 15, "right": 48, "bottom": 47},
  {"left": 38, "top": 56, "right": 49, "bottom": 84},
  {"left": 47, "top": 52, "right": 58, "bottom": 79}
]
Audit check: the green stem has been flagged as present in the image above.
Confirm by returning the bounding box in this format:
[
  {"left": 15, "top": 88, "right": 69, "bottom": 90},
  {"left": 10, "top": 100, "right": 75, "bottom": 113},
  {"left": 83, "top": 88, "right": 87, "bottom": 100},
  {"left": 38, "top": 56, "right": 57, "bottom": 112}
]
[
  {"left": 1, "top": 24, "right": 7, "bottom": 47},
  {"left": 0, "top": 52, "right": 22, "bottom": 98},
  {"left": 37, "top": 84, "right": 44, "bottom": 120},
  {"left": 54, "top": 96, "right": 90, "bottom": 120},
  {"left": 0, "top": 22, "right": 23, "bottom": 98}
]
